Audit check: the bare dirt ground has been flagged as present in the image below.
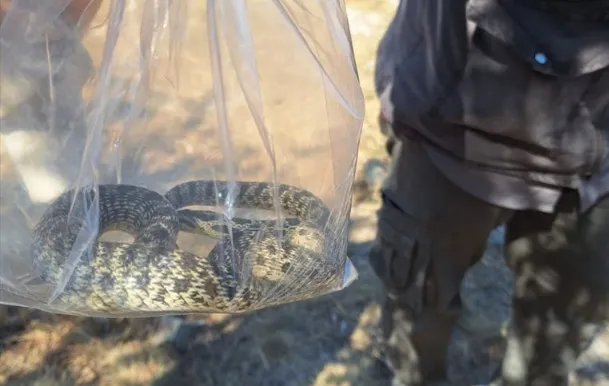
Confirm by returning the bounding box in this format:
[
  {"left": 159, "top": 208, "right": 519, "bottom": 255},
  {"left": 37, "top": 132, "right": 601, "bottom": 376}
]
[{"left": 1, "top": 1, "right": 608, "bottom": 385}]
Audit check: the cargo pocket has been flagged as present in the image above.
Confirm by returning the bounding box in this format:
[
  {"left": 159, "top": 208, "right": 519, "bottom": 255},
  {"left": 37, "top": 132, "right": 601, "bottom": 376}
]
[{"left": 368, "top": 207, "right": 431, "bottom": 315}]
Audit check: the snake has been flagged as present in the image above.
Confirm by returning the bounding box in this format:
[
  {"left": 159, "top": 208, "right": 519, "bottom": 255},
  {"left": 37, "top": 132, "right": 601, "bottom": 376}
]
[{"left": 30, "top": 180, "right": 343, "bottom": 316}]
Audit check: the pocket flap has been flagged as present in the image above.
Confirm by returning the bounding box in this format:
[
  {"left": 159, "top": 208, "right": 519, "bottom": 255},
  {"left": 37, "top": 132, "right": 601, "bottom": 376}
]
[{"left": 467, "top": 0, "right": 609, "bottom": 77}]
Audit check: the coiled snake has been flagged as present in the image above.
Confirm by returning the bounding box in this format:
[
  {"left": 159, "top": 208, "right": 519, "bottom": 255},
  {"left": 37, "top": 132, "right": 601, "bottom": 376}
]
[{"left": 31, "top": 180, "right": 342, "bottom": 315}]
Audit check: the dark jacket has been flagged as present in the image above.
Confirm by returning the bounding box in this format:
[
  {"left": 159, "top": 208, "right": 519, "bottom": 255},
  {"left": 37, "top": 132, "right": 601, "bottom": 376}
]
[{"left": 376, "top": 0, "right": 609, "bottom": 213}]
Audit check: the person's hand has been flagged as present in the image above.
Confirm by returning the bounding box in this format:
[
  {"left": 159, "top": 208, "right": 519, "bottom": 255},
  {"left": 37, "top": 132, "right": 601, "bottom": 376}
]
[{"left": 64, "top": 0, "right": 104, "bottom": 30}]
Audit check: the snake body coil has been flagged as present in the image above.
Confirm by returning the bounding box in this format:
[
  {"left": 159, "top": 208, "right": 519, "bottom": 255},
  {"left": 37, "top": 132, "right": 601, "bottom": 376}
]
[{"left": 32, "top": 181, "right": 340, "bottom": 315}]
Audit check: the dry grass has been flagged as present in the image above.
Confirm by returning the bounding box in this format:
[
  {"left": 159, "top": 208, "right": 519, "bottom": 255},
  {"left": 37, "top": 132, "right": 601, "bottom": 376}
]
[{"left": 0, "top": 1, "right": 397, "bottom": 385}]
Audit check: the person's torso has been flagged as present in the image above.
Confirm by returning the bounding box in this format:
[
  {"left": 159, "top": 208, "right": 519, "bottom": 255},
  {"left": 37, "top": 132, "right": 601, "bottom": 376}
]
[{"left": 377, "top": 0, "right": 609, "bottom": 190}]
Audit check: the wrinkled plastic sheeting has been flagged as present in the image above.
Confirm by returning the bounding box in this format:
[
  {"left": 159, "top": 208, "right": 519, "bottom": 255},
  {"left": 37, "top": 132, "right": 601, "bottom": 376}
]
[{"left": 0, "top": 0, "right": 364, "bottom": 317}]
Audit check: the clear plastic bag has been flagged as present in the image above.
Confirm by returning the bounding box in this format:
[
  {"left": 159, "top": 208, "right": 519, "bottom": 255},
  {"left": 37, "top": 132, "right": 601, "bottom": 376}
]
[{"left": 0, "top": 0, "right": 363, "bottom": 317}]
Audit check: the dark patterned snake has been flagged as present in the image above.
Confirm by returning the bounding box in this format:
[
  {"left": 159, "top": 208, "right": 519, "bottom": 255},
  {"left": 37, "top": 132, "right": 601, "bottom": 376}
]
[{"left": 31, "top": 180, "right": 342, "bottom": 315}]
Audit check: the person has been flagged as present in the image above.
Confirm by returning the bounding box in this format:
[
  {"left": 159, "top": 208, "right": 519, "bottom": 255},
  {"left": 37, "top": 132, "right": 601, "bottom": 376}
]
[{"left": 369, "top": 1, "right": 609, "bottom": 385}]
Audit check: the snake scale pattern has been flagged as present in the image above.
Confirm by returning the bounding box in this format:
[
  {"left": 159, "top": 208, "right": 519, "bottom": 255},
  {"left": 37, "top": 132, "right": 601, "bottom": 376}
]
[{"left": 31, "top": 180, "right": 341, "bottom": 315}]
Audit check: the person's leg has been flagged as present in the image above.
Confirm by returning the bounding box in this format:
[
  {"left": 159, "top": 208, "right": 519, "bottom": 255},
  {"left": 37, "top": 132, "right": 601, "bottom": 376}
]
[
  {"left": 500, "top": 190, "right": 609, "bottom": 385},
  {"left": 369, "top": 138, "right": 510, "bottom": 385}
]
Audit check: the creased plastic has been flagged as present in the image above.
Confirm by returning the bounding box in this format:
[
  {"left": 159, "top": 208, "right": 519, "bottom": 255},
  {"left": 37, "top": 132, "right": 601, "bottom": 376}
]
[{"left": 0, "top": 0, "right": 364, "bottom": 317}]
